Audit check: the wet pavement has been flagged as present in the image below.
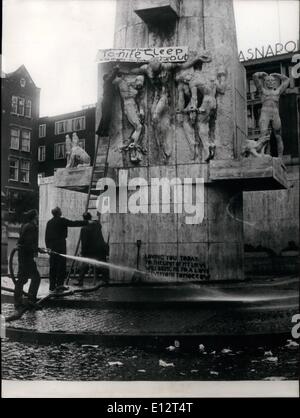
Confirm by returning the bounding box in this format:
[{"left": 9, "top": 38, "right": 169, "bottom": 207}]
[
  {"left": 2, "top": 275, "right": 299, "bottom": 381},
  {"left": 2, "top": 339, "right": 299, "bottom": 381},
  {"left": 2, "top": 301, "right": 297, "bottom": 337},
  {"left": 2, "top": 275, "right": 299, "bottom": 303}
]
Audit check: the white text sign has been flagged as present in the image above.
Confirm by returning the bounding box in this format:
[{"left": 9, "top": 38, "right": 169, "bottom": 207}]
[{"left": 97, "top": 47, "right": 189, "bottom": 63}]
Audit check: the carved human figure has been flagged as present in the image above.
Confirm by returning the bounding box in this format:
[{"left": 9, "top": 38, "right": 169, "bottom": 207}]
[
  {"left": 131, "top": 51, "right": 211, "bottom": 161},
  {"left": 176, "top": 69, "right": 198, "bottom": 158},
  {"left": 252, "top": 72, "right": 290, "bottom": 158},
  {"left": 113, "top": 72, "right": 145, "bottom": 163},
  {"left": 176, "top": 64, "right": 227, "bottom": 162},
  {"left": 65, "top": 134, "right": 72, "bottom": 166},
  {"left": 66, "top": 133, "right": 91, "bottom": 168}
]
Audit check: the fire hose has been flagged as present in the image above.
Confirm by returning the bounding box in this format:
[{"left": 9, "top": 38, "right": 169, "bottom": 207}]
[{"left": 3, "top": 247, "right": 110, "bottom": 301}]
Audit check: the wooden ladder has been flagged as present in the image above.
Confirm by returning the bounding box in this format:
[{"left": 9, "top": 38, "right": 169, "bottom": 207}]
[{"left": 65, "top": 134, "right": 111, "bottom": 284}]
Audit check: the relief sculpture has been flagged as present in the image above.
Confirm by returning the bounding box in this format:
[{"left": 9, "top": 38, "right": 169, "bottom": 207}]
[
  {"left": 130, "top": 51, "right": 212, "bottom": 162},
  {"left": 111, "top": 51, "right": 228, "bottom": 164},
  {"left": 112, "top": 69, "right": 146, "bottom": 163},
  {"left": 176, "top": 55, "right": 227, "bottom": 162}
]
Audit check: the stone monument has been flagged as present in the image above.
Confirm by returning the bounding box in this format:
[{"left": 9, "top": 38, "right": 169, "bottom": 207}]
[{"left": 54, "top": 0, "right": 288, "bottom": 283}]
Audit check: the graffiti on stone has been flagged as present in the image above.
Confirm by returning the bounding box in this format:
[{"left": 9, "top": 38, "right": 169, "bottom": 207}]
[
  {"left": 97, "top": 47, "right": 189, "bottom": 63},
  {"left": 144, "top": 254, "right": 210, "bottom": 280}
]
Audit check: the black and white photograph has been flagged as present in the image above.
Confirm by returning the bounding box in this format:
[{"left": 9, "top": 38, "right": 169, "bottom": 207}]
[{"left": 1, "top": 0, "right": 300, "bottom": 399}]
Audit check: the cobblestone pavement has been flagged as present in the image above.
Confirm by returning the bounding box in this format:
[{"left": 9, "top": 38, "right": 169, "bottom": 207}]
[
  {"left": 2, "top": 275, "right": 299, "bottom": 381},
  {"left": 2, "top": 302, "right": 297, "bottom": 335},
  {"left": 2, "top": 339, "right": 299, "bottom": 381}
]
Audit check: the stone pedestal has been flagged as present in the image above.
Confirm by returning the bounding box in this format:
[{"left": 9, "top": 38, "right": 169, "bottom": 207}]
[
  {"left": 99, "top": 164, "right": 244, "bottom": 282},
  {"left": 54, "top": 167, "right": 93, "bottom": 193}
]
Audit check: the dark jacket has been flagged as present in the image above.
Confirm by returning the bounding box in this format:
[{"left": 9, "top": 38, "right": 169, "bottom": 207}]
[
  {"left": 18, "top": 221, "right": 38, "bottom": 257},
  {"left": 80, "top": 221, "right": 108, "bottom": 258},
  {"left": 45, "top": 217, "right": 87, "bottom": 251}
]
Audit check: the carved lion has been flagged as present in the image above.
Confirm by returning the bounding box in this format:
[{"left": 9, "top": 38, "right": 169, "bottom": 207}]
[
  {"left": 241, "top": 135, "right": 270, "bottom": 158},
  {"left": 66, "top": 133, "right": 91, "bottom": 168}
]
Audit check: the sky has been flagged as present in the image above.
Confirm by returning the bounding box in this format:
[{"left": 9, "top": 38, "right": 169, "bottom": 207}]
[{"left": 2, "top": 0, "right": 299, "bottom": 117}]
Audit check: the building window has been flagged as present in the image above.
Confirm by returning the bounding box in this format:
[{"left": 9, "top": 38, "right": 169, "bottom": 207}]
[
  {"left": 20, "top": 160, "right": 30, "bottom": 183},
  {"left": 55, "top": 120, "right": 67, "bottom": 135},
  {"left": 54, "top": 116, "right": 86, "bottom": 135},
  {"left": 21, "top": 130, "right": 31, "bottom": 152},
  {"left": 18, "top": 98, "right": 25, "bottom": 116},
  {"left": 20, "top": 78, "right": 26, "bottom": 88},
  {"left": 11, "top": 96, "right": 18, "bottom": 114},
  {"left": 25, "top": 99, "right": 32, "bottom": 118},
  {"left": 72, "top": 116, "right": 86, "bottom": 131},
  {"left": 38, "top": 146, "right": 46, "bottom": 162},
  {"left": 54, "top": 143, "right": 66, "bottom": 159},
  {"left": 11, "top": 96, "right": 31, "bottom": 116},
  {"left": 39, "top": 124, "right": 46, "bottom": 138},
  {"left": 10, "top": 128, "right": 20, "bottom": 150},
  {"left": 9, "top": 158, "right": 19, "bottom": 181}
]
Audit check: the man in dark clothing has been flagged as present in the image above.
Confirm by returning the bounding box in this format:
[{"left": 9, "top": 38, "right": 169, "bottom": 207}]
[
  {"left": 14, "top": 209, "right": 45, "bottom": 309},
  {"left": 45, "top": 207, "right": 87, "bottom": 292},
  {"left": 74, "top": 212, "right": 109, "bottom": 286}
]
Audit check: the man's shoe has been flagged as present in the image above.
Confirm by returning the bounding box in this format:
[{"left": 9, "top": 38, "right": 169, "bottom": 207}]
[
  {"left": 26, "top": 301, "right": 43, "bottom": 311},
  {"left": 14, "top": 303, "right": 26, "bottom": 312}
]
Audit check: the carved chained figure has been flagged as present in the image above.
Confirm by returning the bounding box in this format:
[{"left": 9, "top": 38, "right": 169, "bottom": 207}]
[
  {"left": 191, "top": 67, "right": 226, "bottom": 162},
  {"left": 176, "top": 69, "right": 199, "bottom": 159},
  {"left": 131, "top": 51, "right": 212, "bottom": 161},
  {"left": 252, "top": 72, "right": 290, "bottom": 158},
  {"left": 241, "top": 135, "right": 270, "bottom": 158},
  {"left": 113, "top": 73, "right": 145, "bottom": 145},
  {"left": 176, "top": 64, "right": 227, "bottom": 162},
  {"left": 112, "top": 71, "right": 146, "bottom": 163},
  {"left": 66, "top": 133, "right": 91, "bottom": 168}
]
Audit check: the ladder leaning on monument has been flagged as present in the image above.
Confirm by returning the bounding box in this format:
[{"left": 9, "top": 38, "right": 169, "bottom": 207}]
[{"left": 65, "top": 134, "right": 111, "bottom": 285}]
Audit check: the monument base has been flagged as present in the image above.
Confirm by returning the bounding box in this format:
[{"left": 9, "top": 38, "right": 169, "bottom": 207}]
[
  {"left": 54, "top": 166, "right": 93, "bottom": 193},
  {"left": 51, "top": 157, "right": 288, "bottom": 283},
  {"left": 210, "top": 157, "right": 288, "bottom": 190}
]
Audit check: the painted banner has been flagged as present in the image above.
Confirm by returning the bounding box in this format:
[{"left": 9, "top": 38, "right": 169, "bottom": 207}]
[{"left": 96, "top": 46, "right": 189, "bottom": 63}]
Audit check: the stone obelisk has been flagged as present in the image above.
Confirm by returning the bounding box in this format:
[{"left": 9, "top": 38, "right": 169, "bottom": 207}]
[{"left": 94, "top": 0, "right": 286, "bottom": 282}]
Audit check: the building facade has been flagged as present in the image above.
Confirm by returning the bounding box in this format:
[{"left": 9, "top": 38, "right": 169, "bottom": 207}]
[
  {"left": 38, "top": 106, "right": 96, "bottom": 178},
  {"left": 1, "top": 66, "right": 40, "bottom": 212},
  {"left": 1, "top": 65, "right": 40, "bottom": 272}
]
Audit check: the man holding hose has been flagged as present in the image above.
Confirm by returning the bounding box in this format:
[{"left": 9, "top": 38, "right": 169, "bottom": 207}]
[{"left": 45, "top": 207, "right": 87, "bottom": 293}]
